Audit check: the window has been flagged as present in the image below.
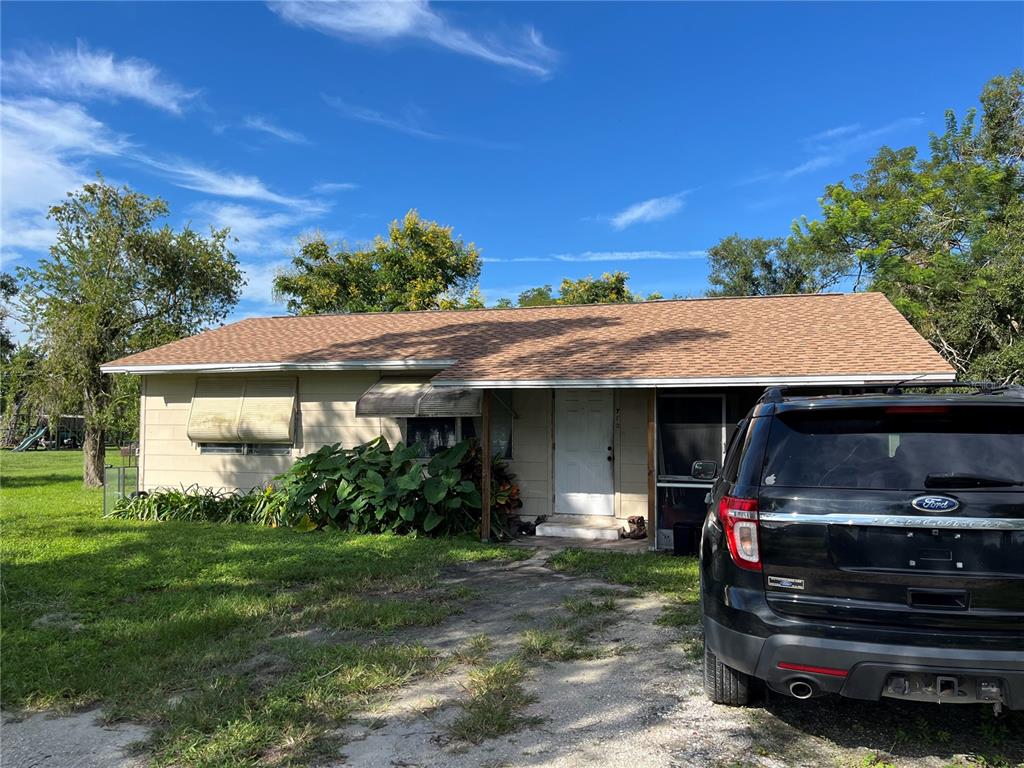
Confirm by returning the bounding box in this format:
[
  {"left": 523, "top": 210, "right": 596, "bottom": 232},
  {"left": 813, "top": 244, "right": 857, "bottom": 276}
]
[
  {"left": 405, "top": 413, "right": 514, "bottom": 460},
  {"left": 764, "top": 406, "right": 1024, "bottom": 490},
  {"left": 199, "top": 443, "right": 291, "bottom": 456},
  {"left": 657, "top": 394, "right": 724, "bottom": 480},
  {"left": 199, "top": 443, "right": 245, "bottom": 455},
  {"left": 407, "top": 418, "right": 459, "bottom": 457}
]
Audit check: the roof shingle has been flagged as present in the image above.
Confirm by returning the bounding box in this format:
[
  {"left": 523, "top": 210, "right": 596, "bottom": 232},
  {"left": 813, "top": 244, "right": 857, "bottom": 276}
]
[{"left": 103, "top": 293, "right": 954, "bottom": 383}]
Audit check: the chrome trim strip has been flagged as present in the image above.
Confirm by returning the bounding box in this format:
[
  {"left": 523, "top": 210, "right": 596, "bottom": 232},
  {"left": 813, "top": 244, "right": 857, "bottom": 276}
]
[{"left": 759, "top": 512, "right": 1024, "bottom": 531}]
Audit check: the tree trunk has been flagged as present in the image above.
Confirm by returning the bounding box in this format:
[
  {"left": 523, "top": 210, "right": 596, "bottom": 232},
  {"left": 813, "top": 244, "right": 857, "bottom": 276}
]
[
  {"left": 82, "top": 371, "right": 112, "bottom": 488},
  {"left": 83, "top": 424, "right": 106, "bottom": 487}
]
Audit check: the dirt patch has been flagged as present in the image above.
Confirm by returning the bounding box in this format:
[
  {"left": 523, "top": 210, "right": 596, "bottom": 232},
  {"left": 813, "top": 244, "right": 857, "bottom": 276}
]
[
  {"left": 30, "top": 612, "right": 84, "bottom": 633},
  {"left": 231, "top": 650, "right": 294, "bottom": 691},
  {"left": 7, "top": 552, "right": 1020, "bottom": 767},
  {"left": 0, "top": 709, "right": 149, "bottom": 768},
  {"left": 320, "top": 552, "right": 1022, "bottom": 768}
]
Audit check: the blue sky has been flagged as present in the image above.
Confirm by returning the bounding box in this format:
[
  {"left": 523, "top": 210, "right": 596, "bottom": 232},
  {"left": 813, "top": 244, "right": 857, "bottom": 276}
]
[{"left": 2, "top": 1, "right": 1021, "bottom": 322}]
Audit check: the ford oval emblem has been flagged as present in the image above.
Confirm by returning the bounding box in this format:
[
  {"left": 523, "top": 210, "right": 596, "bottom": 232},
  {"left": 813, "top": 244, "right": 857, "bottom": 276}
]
[{"left": 911, "top": 495, "right": 960, "bottom": 513}]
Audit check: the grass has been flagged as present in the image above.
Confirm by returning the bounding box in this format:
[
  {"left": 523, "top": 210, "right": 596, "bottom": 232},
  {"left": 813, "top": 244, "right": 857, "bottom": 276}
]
[
  {"left": 0, "top": 450, "right": 529, "bottom": 766},
  {"left": 548, "top": 548, "right": 700, "bottom": 600},
  {"left": 549, "top": 547, "right": 701, "bottom": 628},
  {"left": 446, "top": 659, "right": 539, "bottom": 744},
  {"left": 519, "top": 595, "right": 620, "bottom": 662}
]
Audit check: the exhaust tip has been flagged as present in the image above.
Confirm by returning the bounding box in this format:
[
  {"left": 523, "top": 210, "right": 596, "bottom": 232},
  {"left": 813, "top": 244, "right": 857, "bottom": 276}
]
[{"left": 789, "top": 680, "right": 815, "bottom": 700}]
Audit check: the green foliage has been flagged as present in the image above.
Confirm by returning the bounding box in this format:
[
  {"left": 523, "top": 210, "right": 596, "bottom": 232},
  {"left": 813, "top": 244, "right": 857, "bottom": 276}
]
[
  {"left": 456, "top": 438, "right": 523, "bottom": 529},
  {"left": 271, "top": 436, "right": 489, "bottom": 536},
  {"left": 108, "top": 437, "right": 522, "bottom": 538},
  {"left": 706, "top": 234, "right": 848, "bottom": 296},
  {"left": 786, "top": 70, "right": 1024, "bottom": 383},
  {"left": 0, "top": 271, "right": 18, "bottom": 364},
  {"left": 109, "top": 484, "right": 282, "bottom": 526},
  {"left": 517, "top": 284, "right": 557, "bottom": 306},
  {"left": 273, "top": 209, "right": 482, "bottom": 314},
  {"left": 1, "top": 450, "right": 526, "bottom": 767},
  {"left": 509, "top": 271, "right": 660, "bottom": 307},
  {"left": 16, "top": 176, "right": 243, "bottom": 484},
  {"left": 446, "top": 659, "right": 539, "bottom": 743}
]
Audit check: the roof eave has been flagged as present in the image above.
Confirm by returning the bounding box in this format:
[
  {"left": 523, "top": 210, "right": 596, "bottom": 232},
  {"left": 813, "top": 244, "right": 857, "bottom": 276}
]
[
  {"left": 429, "top": 372, "right": 958, "bottom": 389},
  {"left": 100, "top": 359, "right": 458, "bottom": 375}
]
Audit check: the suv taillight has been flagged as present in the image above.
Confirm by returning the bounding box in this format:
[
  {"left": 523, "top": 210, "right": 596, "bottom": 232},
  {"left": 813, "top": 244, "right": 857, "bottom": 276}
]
[{"left": 718, "top": 496, "right": 761, "bottom": 571}]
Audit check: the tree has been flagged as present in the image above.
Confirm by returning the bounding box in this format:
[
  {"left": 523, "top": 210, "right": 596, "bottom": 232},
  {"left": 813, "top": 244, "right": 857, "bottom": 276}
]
[
  {"left": 0, "top": 272, "right": 18, "bottom": 364},
  {"left": 705, "top": 235, "right": 849, "bottom": 296},
  {"left": 558, "top": 272, "right": 638, "bottom": 304},
  {"left": 517, "top": 285, "right": 556, "bottom": 306},
  {"left": 273, "top": 210, "right": 482, "bottom": 314},
  {"left": 507, "top": 272, "right": 657, "bottom": 307},
  {"left": 788, "top": 70, "right": 1023, "bottom": 382},
  {"left": 18, "top": 177, "right": 243, "bottom": 486}
]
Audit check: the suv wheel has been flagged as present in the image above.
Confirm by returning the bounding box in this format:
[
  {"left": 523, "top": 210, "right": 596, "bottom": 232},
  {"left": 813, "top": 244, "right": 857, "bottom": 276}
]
[{"left": 703, "top": 642, "right": 750, "bottom": 705}]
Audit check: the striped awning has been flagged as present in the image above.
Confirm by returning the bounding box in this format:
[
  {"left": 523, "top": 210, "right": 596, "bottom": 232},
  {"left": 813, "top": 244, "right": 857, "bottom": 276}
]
[{"left": 355, "top": 377, "right": 481, "bottom": 418}]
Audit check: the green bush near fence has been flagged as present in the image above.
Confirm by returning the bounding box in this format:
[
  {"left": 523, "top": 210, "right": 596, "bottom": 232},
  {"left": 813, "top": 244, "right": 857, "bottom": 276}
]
[{"left": 110, "top": 437, "right": 510, "bottom": 537}]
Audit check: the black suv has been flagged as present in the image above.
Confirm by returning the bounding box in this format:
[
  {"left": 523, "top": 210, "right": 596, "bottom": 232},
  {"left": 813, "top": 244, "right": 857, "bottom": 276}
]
[{"left": 699, "top": 383, "right": 1024, "bottom": 712}]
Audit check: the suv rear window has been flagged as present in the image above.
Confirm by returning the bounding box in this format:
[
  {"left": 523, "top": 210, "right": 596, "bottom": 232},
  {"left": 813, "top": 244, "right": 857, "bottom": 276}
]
[{"left": 763, "top": 405, "right": 1024, "bottom": 490}]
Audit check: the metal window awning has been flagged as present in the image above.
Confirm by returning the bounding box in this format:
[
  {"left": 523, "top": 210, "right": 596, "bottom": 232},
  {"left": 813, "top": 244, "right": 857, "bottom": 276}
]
[
  {"left": 356, "top": 377, "right": 481, "bottom": 418},
  {"left": 187, "top": 377, "right": 296, "bottom": 443}
]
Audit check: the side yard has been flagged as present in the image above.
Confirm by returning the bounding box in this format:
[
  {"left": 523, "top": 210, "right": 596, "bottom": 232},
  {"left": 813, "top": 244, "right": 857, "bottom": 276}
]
[{"left": 2, "top": 452, "right": 1021, "bottom": 768}]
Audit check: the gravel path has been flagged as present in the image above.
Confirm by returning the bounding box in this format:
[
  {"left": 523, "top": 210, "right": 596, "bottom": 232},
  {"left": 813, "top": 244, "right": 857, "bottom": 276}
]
[
  {"left": 0, "top": 709, "right": 148, "bottom": 768},
  {"left": 3, "top": 551, "right": 1019, "bottom": 768}
]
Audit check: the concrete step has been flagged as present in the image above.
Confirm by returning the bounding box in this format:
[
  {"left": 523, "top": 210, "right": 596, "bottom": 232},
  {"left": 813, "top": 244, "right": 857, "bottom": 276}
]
[{"left": 535, "top": 516, "right": 622, "bottom": 541}]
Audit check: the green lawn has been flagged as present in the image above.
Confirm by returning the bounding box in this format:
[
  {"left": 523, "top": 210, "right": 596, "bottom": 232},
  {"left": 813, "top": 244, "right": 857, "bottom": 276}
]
[{"left": 0, "top": 450, "right": 527, "bottom": 767}]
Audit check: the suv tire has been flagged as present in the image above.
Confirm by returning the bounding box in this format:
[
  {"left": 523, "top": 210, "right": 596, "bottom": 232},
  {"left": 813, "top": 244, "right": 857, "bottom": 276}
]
[{"left": 704, "top": 642, "right": 750, "bottom": 705}]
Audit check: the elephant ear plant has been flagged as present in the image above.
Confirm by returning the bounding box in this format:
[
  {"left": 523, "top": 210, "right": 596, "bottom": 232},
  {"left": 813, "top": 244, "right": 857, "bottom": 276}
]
[{"left": 270, "top": 437, "right": 488, "bottom": 536}]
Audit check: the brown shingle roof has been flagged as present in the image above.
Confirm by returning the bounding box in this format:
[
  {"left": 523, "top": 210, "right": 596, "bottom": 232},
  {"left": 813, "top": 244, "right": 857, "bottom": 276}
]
[{"left": 102, "top": 293, "right": 954, "bottom": 384}]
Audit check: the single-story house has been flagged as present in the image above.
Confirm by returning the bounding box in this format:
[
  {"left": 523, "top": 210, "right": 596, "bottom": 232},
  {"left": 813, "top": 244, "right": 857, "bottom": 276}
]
[{"left": 101, "top": 292, "right": 955, "bottom": 548}]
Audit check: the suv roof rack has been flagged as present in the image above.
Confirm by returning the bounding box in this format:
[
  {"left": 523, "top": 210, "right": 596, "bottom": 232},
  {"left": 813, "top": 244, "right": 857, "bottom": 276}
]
[{"left": 759, "top": 381, "right": 1024, "bottom": 404}]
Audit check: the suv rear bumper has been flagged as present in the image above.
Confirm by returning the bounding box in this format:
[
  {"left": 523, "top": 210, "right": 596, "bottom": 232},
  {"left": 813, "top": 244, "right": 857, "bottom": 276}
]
[{"left": 705, "top": 616, "right": 1024, "bottom": 709}]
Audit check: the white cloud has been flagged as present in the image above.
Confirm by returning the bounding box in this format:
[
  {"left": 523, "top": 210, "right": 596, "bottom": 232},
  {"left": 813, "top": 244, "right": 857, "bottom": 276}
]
[
  {"left": 804, "top": 123, "right": 861, "bottom": 143},
  {"left": 747, "top": 117, "right": 927, "bottom": 184},
  {"left": 270, "top": 0, "right": 557, "bottom": 77},
  {"left": 139, "top": 155, "right": 312, "bottom": 208},
  {"left": 312, "top": 181, "right": 359, "bottom": 194},
  {"left": 239, "top": 258, "right": 292, "bottom": 308},
  {"left": 323, "top": 95, "right": 443, "bottom": 140},
  {"left": 323, "top": 94, "right": 516, "bottom": 149},
  {"left": 2, "top": 42, "right": 197, "bottom": 115},
  {"left": 484, "top": 250, "right": 706, "bottom": 264},
  {"left": 0, "top": 97, "right": 127, "bottom": 257},
  {"left": 190, "top": 201, "right": 311, "bottom": 257},
  {"left": 0, "top": 96, "right": 319, "bottom": 261},
  {"left": 780, "top": 154, "right": 837, "bottom": 179},
  {"left": 609, "top": 193, "right": 686, "bottom": 230},
  {"left": 242, "top": 115, "right": 309, "bottom": 144},
  {"left": 555, "top": 250, "right": 706, "bottom": 262}
]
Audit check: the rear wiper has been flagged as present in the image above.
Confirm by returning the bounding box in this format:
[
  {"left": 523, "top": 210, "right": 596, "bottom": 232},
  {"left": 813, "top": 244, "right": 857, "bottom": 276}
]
[{"left": 924, "top": 473, "right": 1024, "bottom": 488}]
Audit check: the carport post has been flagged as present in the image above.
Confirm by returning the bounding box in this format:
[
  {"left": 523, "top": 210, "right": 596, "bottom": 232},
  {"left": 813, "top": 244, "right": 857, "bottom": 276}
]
[
  {"left": 480, "top": 389, "right": 492, "bottom": 542},
  {"left": 646, "top": 389, "right": 656, "bottom": 549}
]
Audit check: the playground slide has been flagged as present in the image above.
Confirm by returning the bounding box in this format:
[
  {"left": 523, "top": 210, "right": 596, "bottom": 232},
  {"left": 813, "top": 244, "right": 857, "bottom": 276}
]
[{"left": 13, "top": 426, "right": 47, "bottom": 452}]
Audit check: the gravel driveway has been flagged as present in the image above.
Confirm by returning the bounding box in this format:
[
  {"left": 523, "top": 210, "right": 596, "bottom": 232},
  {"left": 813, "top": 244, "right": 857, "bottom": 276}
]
[{"left": 3, "top": 549, "right": 1020, "bottom": 768}]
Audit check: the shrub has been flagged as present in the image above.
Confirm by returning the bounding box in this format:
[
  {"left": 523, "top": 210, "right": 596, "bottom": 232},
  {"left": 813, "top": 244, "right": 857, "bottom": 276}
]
[
  {"left": 109, "top": 484, "right": 283, "bottom": 525},
  {"left": 272, "top": 436, "right": 481, "bottom": 535},
  {"left": 110, "top": 437, "right": 522, "bottom": 538}
]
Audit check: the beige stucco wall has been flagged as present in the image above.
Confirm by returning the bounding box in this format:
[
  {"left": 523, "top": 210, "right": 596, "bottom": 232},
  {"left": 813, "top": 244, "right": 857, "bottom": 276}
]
[
  {"left": 504, "top": 389, "right": 552, "bottom": 519},
  {"left": 615, "top": 389, "right": 649, "bottom": 521},
  {"left": 139, "top": 375, "right": 652, "bottom": 524}
]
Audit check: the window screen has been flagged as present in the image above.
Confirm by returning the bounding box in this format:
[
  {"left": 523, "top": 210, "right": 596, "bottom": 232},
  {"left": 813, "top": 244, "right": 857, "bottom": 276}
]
[
  {"left": 657, "top": 395, "right": 724, "bottom": 479},
  {"left": 408, "top": 417, "right": 458, "bottom": 457}
]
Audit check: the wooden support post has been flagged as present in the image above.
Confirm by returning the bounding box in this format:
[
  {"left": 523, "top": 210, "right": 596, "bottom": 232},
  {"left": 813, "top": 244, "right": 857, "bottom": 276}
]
[
  {"left": 480, "top": 389, "right": 492, "bottom": 542},
  {"left": 646, "top": 389, "right": 656, "bottom": 548}
]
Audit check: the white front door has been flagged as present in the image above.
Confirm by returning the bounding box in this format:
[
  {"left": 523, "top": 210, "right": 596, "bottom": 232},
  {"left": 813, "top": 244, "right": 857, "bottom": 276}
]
[{"left": 554, "top": 390, "right": 614, "bottom": 516}]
